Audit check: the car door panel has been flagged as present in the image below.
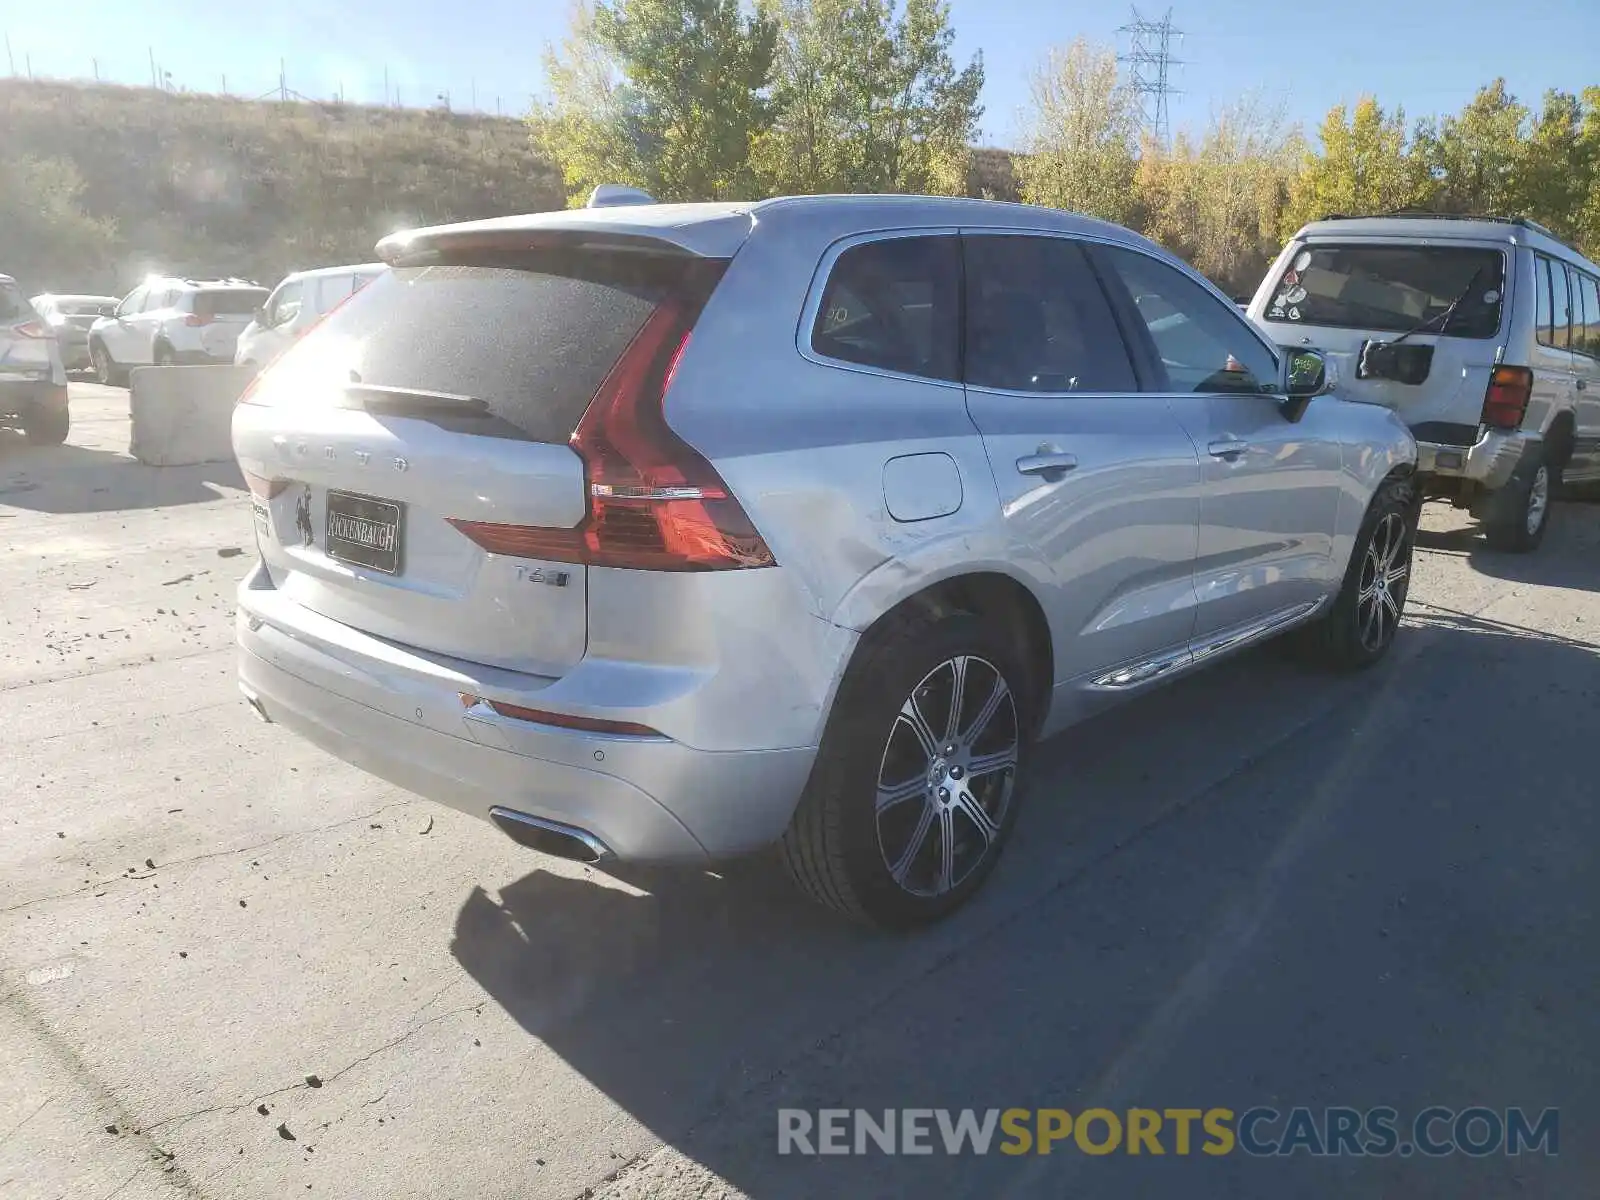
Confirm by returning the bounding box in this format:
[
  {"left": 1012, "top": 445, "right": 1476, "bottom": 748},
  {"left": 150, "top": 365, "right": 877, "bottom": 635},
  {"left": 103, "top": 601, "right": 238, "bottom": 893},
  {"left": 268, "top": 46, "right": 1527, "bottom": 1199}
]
[
  {"left": 1568, "top": 266, "right": 1600, "bottom": 481},
  {"left": 957, "top": 232, "right": 1202, "bottom": 725},
  {"left": 1092, "top": 243, "right": 1342, "bottom": 638},
  {"left": 106, "top": 288, "right": 145, "bottom": 361}
]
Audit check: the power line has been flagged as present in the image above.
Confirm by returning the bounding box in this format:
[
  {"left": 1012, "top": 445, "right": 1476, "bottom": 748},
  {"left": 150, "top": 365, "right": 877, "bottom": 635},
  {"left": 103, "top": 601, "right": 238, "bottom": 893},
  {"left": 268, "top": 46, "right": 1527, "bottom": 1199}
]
[{"left": 1118, "top": 6, "right": 1185, "bottom": 146}]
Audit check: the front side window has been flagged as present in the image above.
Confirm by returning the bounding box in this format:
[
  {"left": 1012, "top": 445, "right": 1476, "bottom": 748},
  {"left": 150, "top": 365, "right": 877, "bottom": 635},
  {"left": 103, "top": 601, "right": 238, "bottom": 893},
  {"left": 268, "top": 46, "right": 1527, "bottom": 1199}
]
[
  {"left": 1097, "top": 246, "right": 1279, "bottom": 395},
  {"left": 1574, "top": 271, "right": 1600, "bottom": 359},
  {"left": 1267, "top": 243, "right": 1504, "bottom": 338},
  {"left": 963, "top": 235, "right": 1135, "bottom": 393},
  {"left": 116, "top": 288, "right": 147, "bottom": 318},
  {"left": 811, "top": 236, "right": 960, "bottom": 383},
  {"left": 268, "top": 281, "right": 305, "bottom": 327}
]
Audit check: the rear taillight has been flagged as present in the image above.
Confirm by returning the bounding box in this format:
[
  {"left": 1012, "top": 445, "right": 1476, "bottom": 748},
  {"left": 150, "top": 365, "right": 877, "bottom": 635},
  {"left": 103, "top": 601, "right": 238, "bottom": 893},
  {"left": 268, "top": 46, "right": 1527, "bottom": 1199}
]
[
  {"left": 13, "top": 321, "right": 49, "bottom": 339},
  {"left": 1481, "top": 365, "right": 1532, "bottom": 431},
  {"left": 243, "top": 470, "right": 290, "bottom": 500},
  {"left": 449, "top": 270, "right": 774, "bottom": 572},
  {"left": 185, "top": 313, "right": 214, "bottom": 327}
]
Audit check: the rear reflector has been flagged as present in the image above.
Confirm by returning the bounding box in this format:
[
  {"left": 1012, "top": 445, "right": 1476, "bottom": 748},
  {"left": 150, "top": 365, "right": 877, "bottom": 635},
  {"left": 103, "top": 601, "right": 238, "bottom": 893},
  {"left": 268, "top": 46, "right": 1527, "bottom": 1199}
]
[
  {"left": 1481, "top": 365, "right": 1532, "bottom": 431},
  {"left": 185, "top": 314, "right": 213, "bottom": 327},
  {"left": 460, "top": 692, "right": 662, "bottom": 738}
]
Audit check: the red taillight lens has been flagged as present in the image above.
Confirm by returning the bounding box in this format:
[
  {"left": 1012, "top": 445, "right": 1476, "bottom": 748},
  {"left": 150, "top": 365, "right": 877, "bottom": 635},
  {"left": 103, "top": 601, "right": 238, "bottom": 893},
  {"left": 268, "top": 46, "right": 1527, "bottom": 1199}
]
[
  {"left": 450, "top": 267, "right": 775, "bottom": 572},
  {"left": 242, "top": 470, "right": 290, "bottom": 500},
  {"left": 1482, "top": 365, "right": 1532, "bottom": 431},
  {"left": 185, "top": 313, "right": 213, "bottom": 327},
  {"left": 13, "top": 321, "right": 49, "bottom": 339}
]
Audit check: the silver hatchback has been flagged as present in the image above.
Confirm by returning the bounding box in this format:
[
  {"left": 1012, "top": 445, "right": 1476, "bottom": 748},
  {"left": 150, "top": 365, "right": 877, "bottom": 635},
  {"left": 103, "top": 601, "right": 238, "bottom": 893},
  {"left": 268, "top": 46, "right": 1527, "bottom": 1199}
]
[{"left": 233, "top": 195, "right": 1417, "bottom": 927}]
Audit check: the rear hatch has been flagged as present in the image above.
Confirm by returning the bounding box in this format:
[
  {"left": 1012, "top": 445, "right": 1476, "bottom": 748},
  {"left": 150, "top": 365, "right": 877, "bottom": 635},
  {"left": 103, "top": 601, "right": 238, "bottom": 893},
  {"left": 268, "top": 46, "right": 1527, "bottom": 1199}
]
[
  {"left": 233, "top": 237, "right": 735, "bottom": 677},
  {"left": 1252, "top": 240, "right": 1507, "bottom": 438},
  {"left": 194, "top": 288, "right": 269, "bottom": 357}
]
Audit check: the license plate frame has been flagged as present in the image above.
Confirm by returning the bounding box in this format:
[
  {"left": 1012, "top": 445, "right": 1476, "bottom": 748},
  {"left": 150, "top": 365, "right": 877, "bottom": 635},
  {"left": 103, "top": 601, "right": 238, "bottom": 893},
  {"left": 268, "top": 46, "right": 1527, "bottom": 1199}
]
[{"left": 324, "top": 489, "right": 404, "bottom": 575}]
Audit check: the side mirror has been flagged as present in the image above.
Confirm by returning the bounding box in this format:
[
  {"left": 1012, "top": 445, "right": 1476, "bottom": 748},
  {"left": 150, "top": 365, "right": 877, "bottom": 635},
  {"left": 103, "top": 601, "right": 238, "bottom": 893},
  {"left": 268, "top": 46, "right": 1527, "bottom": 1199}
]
[
  {"left": 1281, "top": 349, "right": 1334, "bottom": 422},
  {"left": 254, "top": 306, "right": 270, "bottom": 327}
]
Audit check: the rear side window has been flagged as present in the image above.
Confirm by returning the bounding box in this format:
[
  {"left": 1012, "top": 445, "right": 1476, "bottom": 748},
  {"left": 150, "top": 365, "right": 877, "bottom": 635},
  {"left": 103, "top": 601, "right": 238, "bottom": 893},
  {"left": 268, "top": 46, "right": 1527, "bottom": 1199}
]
[
  {"left": 1573, "top": 271, "right": 1600, "bottom": 359},
  {"left": 196, "top": 289, "right": 269, "bottom": 318},
  {"left": 1269, "top": 244, "right": 1504, "bottom": 338},
  {"left": 0, "top": 283, "right": 29, "bottom": 322},
  {"left": 1549, "top": 262, "right": 1572, "bottom": 348},
  {"left": 964, "top": 235, "right": 1135, "bottom": 393},
  {"left": 1535, "top": 257, "right": 1556, "bottom": 347},
  {"left": 273, "top": 250, "right": 709, "bottom": 443},
  {"left": 811, "top": 236, "right": 960, "bottom": 382}
]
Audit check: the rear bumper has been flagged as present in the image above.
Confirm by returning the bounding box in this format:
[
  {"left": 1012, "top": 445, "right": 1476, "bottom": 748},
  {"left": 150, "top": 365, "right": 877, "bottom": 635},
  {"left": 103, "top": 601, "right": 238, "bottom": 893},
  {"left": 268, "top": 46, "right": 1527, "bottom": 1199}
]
[
  {"left": 235, "top": 570, "right": 819, "bottom": 862},
  {"left": 1415, "top": 427, "right": 1537, "bottom": 491}
]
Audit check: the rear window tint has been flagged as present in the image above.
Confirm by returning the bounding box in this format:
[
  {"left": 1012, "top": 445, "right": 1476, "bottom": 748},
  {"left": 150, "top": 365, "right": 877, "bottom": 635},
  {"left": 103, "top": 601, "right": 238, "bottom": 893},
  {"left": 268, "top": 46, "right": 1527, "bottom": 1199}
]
[
  {"left": 811, "top": 236, "right": 961, "bottom": 382},
  {"left": 274, "top": 253, "right": 701, "bottom": 443},
  {"left": 0, "top": 284, "right": 31, "bottom": 322},
  {"left": 1269, "top": 244, "right": 1504, "bottom": 338},
  {"left": 195, "top": 289, "right": 269, "bottom": 318}
]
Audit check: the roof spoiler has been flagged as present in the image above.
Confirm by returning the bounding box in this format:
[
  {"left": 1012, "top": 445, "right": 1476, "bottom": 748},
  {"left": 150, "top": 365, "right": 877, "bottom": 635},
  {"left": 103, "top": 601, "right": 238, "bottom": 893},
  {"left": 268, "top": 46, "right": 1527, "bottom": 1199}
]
[{"left": 586, "top": 184, "right": 657, "bottom": 209}]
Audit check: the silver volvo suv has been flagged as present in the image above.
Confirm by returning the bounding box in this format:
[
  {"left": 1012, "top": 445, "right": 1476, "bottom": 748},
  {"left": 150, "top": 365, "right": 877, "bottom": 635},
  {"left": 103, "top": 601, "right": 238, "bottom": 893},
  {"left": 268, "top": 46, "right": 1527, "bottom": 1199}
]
[{"left": 233, "top": 194, "right": 1418, "bottom": 927}]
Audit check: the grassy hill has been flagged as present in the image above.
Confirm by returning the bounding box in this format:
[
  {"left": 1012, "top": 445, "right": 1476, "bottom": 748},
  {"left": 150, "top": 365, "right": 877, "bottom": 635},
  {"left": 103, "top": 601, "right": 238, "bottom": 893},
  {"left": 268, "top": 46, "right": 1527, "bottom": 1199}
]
[
  {"left": 0, "top": 78, "right": 1020, "bottom": 298},
  {"left": 0, "top": 80, "right": 565, "bottom": 296}
]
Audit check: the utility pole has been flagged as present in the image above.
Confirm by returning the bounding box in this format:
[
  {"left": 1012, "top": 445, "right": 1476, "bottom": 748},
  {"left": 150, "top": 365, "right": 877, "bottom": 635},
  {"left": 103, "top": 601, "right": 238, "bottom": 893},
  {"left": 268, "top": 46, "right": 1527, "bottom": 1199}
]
[
  {"left": 149, "top": 47, "right": 158, "bottom": 89},
  {"left": 92, "top": 57, "right": 100, "bottom": 81},
  {"left": 384, "top": 65, "right": 389, "bottom": 106},
  {"left": 1118, "top": 7, "right": 1185, "bottom": 147},
  {"left": 5, "top": 34, "right": 14, "bottom": 76}
]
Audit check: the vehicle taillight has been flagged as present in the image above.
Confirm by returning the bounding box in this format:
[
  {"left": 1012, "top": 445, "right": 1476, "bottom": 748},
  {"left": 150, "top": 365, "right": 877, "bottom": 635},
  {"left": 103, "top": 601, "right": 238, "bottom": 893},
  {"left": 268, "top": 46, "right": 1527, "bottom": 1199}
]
[
  {"left": 185, "top": 313, "right": 214, "bottom": 327},
  {"left": 13, "top": 321, "right": 49, "bottom": 339},
  {"left": 1481, "top": 365, "right": 1532, "bottom": 431},
  {"left": 242, "top": 470, "right": 290, "bottom": 500},
  {"left": 448, "top": 270, "right": 775, "bottom": 572}
]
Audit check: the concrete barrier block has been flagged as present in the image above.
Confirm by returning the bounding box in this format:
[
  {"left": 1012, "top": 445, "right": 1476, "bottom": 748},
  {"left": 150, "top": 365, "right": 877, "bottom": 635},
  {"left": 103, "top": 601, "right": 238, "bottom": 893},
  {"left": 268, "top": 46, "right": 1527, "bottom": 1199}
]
[{"left": 129, "top": 364, "right": 256, "bottom": 467}]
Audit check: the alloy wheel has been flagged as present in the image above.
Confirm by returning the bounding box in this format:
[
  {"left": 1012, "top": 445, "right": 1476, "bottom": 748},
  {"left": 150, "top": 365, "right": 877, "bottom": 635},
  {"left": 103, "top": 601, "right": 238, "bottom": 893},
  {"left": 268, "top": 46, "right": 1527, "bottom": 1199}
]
[
  {"left": 1525, "top": 465, "right": 1550, "bottom": 536},
  {"left": 1356, "top": 512, "right": 1409, "bottom": 653},
  {"left": 874, "top": 655, "right": 1019, "bottom": 898}
]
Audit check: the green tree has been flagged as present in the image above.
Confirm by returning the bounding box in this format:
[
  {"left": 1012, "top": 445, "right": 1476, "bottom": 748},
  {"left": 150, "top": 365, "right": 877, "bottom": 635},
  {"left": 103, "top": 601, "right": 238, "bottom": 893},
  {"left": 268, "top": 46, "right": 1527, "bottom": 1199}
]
[
  {"left": 1575, "top": 87, "right": 1600, "bottom": 257},
  {"left": 0, "top": 155, "right": 117, "bottom": 288},
  {"left": 1421, "top": 79, "right": 1529, "bottom": 216},
  {"left": 1015, "top": 38, "right": 1142, "bottom": 225},
  {"left": 534, "top": 0, "right": 777, "bottom": 204},
  {"left": 753, "top": 0, "right": 983, "bottom": 196},
  {"left": 1281, "top": 97, "right": 1433, "bottom": 236},
  {"left": 1513, "top": 89, "right": 1596, "bottom": 244}
]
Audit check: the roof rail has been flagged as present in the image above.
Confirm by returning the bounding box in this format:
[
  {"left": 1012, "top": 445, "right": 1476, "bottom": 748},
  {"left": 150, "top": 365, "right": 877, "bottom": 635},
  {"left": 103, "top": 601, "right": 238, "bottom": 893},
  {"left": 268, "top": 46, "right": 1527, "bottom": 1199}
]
[{"left": 1315, "top": 210, "right": 1577, "bottom": 251}]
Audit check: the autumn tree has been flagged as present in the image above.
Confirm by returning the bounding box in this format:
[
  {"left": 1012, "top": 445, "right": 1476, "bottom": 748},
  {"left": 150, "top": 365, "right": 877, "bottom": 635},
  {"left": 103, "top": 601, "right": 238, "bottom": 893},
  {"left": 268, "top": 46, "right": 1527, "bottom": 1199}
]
[
  {"left": 754, "top": 0, "right": 983, "bottom": 196},
  {"left": 1419, "top": 79, "right": 1529, "bottom": 217},
  {"left": 1015, "top": 38, "right": 1142, "bottom": 225},
  {"left": 534, "top": 0, "right": 777, "bottom": 204},
  {"left": 1280, "top": 98, "right": 1434, "bottom": 236}
]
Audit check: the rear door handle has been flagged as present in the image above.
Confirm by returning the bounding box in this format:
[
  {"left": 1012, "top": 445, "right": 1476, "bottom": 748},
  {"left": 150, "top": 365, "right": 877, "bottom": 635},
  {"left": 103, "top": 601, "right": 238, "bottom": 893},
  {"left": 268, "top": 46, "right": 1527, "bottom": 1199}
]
[
  {"left": 1016, "top": 451, "right": 1078, "bottom": 477},
  {"left": 1208, "top": 439, "right": 1249, "bottom": 460}
]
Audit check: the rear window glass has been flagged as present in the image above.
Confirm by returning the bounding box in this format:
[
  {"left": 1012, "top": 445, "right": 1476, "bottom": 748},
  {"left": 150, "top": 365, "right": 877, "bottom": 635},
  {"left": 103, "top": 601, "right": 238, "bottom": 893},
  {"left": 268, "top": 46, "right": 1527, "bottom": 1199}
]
[
  {"left": 1268, "top": 244, "right": 1505, "bottom": 338},
  {"left": 59, "top": 300, "right": 116, "bottom": 317},
  {"left": 195, "top": 289, "right": 269, "bottom": 318},
  {"left": 811, "top": 236, "right": 960, "bottom": 382},
  {"left": 270, "top": 253, "right": 697, "bottom": 443}
]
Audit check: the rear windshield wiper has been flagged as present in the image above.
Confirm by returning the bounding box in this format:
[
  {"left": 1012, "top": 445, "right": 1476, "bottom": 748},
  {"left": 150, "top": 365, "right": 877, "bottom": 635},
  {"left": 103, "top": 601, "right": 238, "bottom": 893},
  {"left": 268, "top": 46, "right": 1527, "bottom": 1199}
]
[
  {"left": 342, "top": 383, "right": 490, "bottom": 417},
  {"left": 1390, "top": 266, "right": 1488, "bottom": 345}
]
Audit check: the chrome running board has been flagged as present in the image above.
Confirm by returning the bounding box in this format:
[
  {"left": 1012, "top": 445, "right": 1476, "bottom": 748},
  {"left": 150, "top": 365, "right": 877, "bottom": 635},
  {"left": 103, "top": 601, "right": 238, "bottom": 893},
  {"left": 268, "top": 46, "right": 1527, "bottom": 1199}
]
[{"left": 1090, "top": 598, "right": 1326, "bottom": 691}]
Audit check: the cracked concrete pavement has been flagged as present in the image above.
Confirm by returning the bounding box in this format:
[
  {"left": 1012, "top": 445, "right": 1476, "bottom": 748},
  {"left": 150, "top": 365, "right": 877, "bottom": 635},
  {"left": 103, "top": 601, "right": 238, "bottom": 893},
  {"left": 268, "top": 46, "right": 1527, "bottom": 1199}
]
[{"left": 2, "top": 384, "right": 1597, "bottom": 1198}]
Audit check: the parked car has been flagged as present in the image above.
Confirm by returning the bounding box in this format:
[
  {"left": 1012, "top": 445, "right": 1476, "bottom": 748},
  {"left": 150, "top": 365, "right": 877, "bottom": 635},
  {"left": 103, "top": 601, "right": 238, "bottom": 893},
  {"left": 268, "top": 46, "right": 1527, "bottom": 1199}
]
[
  {"left": 89, "top": 276, "right": 270, "bottom": 385},
  {"left": 0, "top": 274, "right": 71, "bottom": 443},
  {"left": 1249, "top": 214, "right": 1600, "bottom": 552},
  {"left": 233, "top": 193, "right": 1417, "bottom": 928},
  {"left": 30, "top": 293, "right": 120, "bottom": 372},
  {"left": 235, "top": 263, "right": 386, "bottom": 373}
]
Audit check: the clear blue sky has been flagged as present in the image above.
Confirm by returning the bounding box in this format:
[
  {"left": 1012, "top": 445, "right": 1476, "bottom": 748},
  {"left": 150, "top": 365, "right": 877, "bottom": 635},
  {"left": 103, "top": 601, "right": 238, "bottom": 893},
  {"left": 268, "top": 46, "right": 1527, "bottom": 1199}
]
[{"left": 6, "top": 0, "right": 1598, "bottom": 146}]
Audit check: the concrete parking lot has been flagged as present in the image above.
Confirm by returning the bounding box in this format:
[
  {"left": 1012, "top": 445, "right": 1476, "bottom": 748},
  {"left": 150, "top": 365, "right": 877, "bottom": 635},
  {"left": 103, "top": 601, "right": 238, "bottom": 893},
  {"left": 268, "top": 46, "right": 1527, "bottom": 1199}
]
[{"left": 2, "top": 382, "right": 1597, "bottom": 1199}]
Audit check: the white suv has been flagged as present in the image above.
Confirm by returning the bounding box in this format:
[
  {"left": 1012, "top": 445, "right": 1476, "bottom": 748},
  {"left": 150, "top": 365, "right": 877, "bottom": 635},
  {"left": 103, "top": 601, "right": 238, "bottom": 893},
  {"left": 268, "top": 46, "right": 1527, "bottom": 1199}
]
[
  {"left": 235, "top": 263, "right": 386, "bottom": 373},
  {"left": 89, "top": 277, "right": 269, "bottom": 385}
]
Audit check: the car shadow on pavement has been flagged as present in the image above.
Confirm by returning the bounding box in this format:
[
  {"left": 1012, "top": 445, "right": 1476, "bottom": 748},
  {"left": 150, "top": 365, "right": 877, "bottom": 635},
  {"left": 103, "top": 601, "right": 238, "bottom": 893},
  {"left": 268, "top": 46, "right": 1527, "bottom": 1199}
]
[
  {"left": 449, "top": 590, "right": 1600, "bottom": 1198},
  {"left": 0, "top": 438, "right": 243, "bottom": 513},
  {"left": 1417, "top": 499, "right": 1600, "bottom": 594}
]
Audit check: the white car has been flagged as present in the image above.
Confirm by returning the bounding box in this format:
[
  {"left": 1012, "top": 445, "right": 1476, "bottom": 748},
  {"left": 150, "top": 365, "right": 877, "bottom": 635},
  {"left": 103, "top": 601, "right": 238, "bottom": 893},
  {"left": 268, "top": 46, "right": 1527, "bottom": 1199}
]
[
  {"left": 235, "top": 263, "right": 386, "bottom": 373},
  {"left": 29, "top": 293, "right": 120, "bottom": 372},
  {"left": 89, "top": 276, "right": 269, "bottom": 385}
]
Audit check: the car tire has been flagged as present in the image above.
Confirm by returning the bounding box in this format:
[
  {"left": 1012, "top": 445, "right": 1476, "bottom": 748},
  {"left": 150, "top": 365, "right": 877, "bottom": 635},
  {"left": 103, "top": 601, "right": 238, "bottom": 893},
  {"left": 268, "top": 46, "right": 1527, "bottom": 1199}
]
[
  {"left": 780, "top": 610, "right": 1032, "bottom": 929},
  {"left": 23, "top": 389, "right": 70, "bottom": 445},
  {"left": 1483, "top": 449, "right": 1555, "bottom": 553},
  {"left": 1298, "top": 475, "right": 1417, "bottom": 672},
  {"left": 90, "top": 340, "right": 124, "bottom": 388}
]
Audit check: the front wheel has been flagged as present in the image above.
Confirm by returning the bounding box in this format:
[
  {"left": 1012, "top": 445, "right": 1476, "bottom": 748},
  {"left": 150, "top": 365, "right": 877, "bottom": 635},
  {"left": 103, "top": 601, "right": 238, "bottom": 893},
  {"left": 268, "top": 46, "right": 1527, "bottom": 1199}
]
[
  {"left": 90, "top": 340, "right": 123, "bottom": 387},
  {"left": 23, "top": 389, "right": 70, "bottom": 445},
  {"left": 781, "top": 612, "right": 1032, "bottom": 929},
  {"left": 1299, "top": 476, "right": 1416, "bottom": 671}
]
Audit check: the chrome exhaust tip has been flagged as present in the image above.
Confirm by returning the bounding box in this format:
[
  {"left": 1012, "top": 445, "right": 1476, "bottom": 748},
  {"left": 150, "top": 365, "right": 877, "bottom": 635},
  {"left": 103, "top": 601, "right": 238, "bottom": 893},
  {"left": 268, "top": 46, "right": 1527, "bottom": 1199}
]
[{"left": 488, "top": 807, "right": 612, "bottom": 864}]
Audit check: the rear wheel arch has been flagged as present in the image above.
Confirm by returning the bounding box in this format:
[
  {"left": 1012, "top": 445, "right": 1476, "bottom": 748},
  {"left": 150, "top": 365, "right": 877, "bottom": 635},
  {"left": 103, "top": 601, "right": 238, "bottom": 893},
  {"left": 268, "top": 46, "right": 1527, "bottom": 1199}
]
[{"left": 1546, "top": 410, "right": 1576, "bottom": 470}]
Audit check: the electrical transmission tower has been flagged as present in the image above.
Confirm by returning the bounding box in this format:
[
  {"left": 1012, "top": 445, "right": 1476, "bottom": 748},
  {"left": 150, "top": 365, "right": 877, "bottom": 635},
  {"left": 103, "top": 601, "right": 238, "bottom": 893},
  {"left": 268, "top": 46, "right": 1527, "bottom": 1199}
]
[{"left": 1118, "top": 7, "right": 1185, "bottom": 146}]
